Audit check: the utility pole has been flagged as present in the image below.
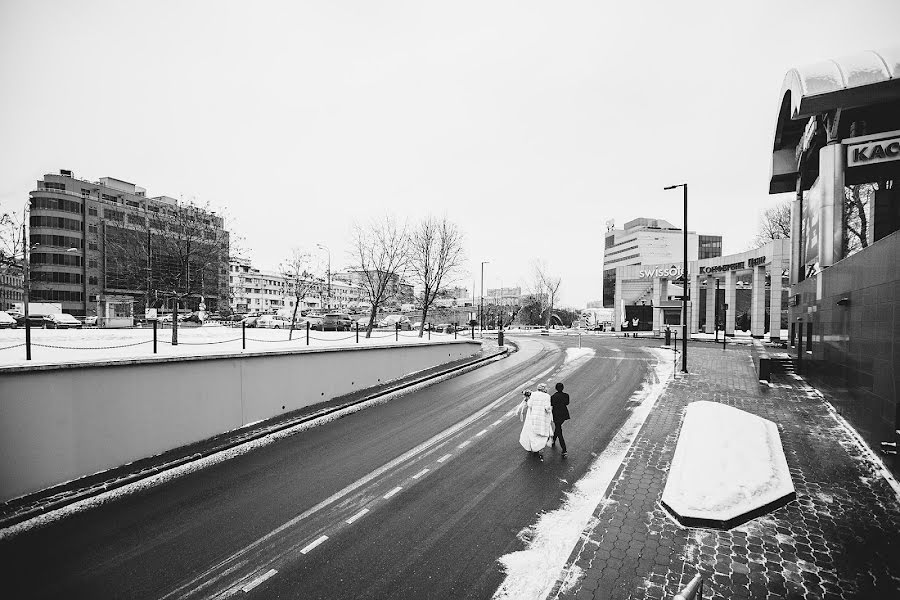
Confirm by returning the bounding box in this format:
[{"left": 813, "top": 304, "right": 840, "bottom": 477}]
[
  {"left": 22, "top": 221, "right": 31, "bottom": 360},
  {"left": 480, "top": 261, "right": 489, "bottom": 336},
  {"left": 664, "top": 183, "right": 689, "bottom": 373}
]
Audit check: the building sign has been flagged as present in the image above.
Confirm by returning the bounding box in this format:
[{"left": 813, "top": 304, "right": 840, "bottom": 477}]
[
  {"left": 748, "top": 256, "right": 766, "bottom": 267},
  {"left": 847, "top": 135, "right": 900, "bottom": 167},
  {"left": 639, "top": 265, "right": 683, "bottom": 279},
  {"left": 700, "top": 261, "right": 744, "bottom": 274}
]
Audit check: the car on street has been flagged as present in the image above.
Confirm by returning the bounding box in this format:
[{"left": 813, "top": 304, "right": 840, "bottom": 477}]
[
  {"left": 304, "top": 313, "right": 324, "bottom": 329},
  {"left": 315, "top": 313, "right": 353, "bottom": 331},
  {"left": 434, "top": 323, "right": 457, "bottom": 333},
  {"left": 256, "top": 314, "right": 293, "bottom": 329},
  {"left": 46, "top": 313, "right": 83, "bottom": 329},
  {"left": 379, "top": 314, "right": 411, "bottom": 330},
  {"left": 81, "top": 315, "right": 98, "bottom": 327},
  {"left": 0, "top": 311, "right": 17, "bottom": 328}
]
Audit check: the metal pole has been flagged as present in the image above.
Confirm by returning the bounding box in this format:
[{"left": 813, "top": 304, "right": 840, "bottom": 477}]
[
  {"left": 306, "top": 320, "right": 310, "bottom": 345},
  {"left": 682, "top": 184, "right": 688, "bottom": 373},
  {"left": 723, "top": 304, "right": 727, "bottom": 350},
  {"left": 356, "top": 321, "right": 359, "bottom": 343},
  {"left": 242, "top": 321, "right": 246, "bottom": 349},
  {"left": 153, "top": 319, "right": 158, "bottom": 354},
  {"left": 23, "top": 221, "right": 31, "bottom": 361},
  {"left": 428, "top": 322, "right": 431, "bottom": 340},
  {"left": 396, "top": 322, "right": 399, "bottom": 341},
  {"left": 715, "top": 278, "right": 720, "bottom": 343},
  {"left": 480, "top": 262, "right": 485, "bottom": 337},
  {"left": 455, "top": 322, "right": 458, "bottom": 339}
]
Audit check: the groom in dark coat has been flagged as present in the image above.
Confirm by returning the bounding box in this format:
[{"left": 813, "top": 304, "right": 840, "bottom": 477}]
[{"left": 550, "top": 382, "right": 570, "bottom": 457}]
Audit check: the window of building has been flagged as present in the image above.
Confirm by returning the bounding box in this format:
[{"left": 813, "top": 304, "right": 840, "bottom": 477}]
[
  {"left": 88, "top": 224, "right": 98, "bottom": 235},
  {"left": 89, "top": 207, "right": 98, "bottom": 216},
  {"left": 128, "top": 214, "right": 146, "bottom": 226},
  {"left": 42, "top": 181, "right": 66, "bottom": 191},
  {"left": 602, "top": 268, "right": 616, "bottom": 308},
  {"left": 29, "top": 215, "right": 83, "bottom": 232},
  {"left": 88, "top": 276, "right": 98, "bottom": 285},
  {"left": 842, "top": 179, "right": 898, "bottom": 260},
  {"left": 89, "top": 242, "right": 98, "bottom": 251},
  {"left": 30, "top": 252, "right": 83, "bottom": 267},
  {"left": 31, "top": 196, "right": 82, "bottom": 214},
  {"left": 89, "top": 259, "right": 98, "bottom": 268},
  {"left": 104, "top": 209, "right": 124, "bottom": 221}
]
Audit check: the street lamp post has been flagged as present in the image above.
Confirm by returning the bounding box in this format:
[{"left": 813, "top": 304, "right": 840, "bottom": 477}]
[
  {"left": 317, "top": 243, "right": 331, "bottom": 310},
  {"left": 22, "top": 222, "right": 31, "bottom": 360},
  {"left": 664, "top": 183, "right": 688, "bottom": 373},
  {"left": 480, "top": 261, "right": 489, "bottom": 337}
]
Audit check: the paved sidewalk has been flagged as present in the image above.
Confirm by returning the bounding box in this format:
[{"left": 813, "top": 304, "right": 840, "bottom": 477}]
[{"left": 553, "top": 344, "right": 900, "bottom": 599}]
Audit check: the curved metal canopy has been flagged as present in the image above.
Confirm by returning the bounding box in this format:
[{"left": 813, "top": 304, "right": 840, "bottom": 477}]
[{"left": 769, "top": 46, "right": 900, "bottom": 194}]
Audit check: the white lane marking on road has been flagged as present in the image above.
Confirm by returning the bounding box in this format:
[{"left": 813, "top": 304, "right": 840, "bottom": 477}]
[
  {"left": 492, "top": 419, "right": 503, "bottom": 427},
  {"left": 458, "top": 440, "right": 472, "bottom": 448},
  {"left": 300, "top": 535, "right": 328, "bottom": 554},
  {"left": 437, "top": 454, "right": 452, "bottom": 463},
  {"left": 346, "top": 509, "right": 369, "bottom": 524},
  {"left": 241, "top": 569, "right": 277, "bottom": 592},
  {"left": 412, "top": 468, "right": 429, "bottom": 479},
  {"left": 476, "top": 429, "right": 488, "bottom": 437},
  {"left": 384, "top": 486, "right": 402, "bottom": 499},
  {"left": 493, "top": 347, "right": 675, "bottom": 600},
  {"left": 158, "top": 359, "right": 554, "bottom": 600},
  {"left": 610, "top": 348, "right": 621, "bottom": 352}
]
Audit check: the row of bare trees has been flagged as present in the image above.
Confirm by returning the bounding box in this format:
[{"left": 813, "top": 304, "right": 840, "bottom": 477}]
[
  {"left": 279, "top": 215, "right": 466, "bottom": 339},
  {"left": 352, "top": 215, "right": 466, "bottom": 338}
]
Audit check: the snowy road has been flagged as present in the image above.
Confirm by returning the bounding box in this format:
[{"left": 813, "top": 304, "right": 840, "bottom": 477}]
[{"left": 0, "top": 335, "right": 669, "bottom": 600}]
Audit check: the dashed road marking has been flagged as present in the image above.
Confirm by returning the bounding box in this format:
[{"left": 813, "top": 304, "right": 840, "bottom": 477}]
[
  {"left": 384, "top": 486, "right": 402, "bottom": 499},
  {"left": 458, "top": 440, "right": 472, "bottom": 448},
  {"left": 492, "top": 419, "right": 503, "bottom": 427},
  {"left": 476, "top": 429, "right": 488, "bottom": 437},
  {"left": 241, "top": 568, "right": 278, "bottom": 592},
  {"left": 437, "top": 454, "right": 452, "bottom": 463},
  {"left": 412, "top": 468, "right": 429, "bottom": 479},
  {"left": 300, "top": 535, "right": 328, "bottom": 555},
  {"left": 346, "top": 508, "right": 368, "bottom": 524}
]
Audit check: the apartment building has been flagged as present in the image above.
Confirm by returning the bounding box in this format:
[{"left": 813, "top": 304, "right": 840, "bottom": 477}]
[{"left": 28, "top": 170, "right": 230, "bottom": 317}]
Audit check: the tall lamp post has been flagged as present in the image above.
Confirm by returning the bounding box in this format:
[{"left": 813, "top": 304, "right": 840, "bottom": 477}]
[
  {"left": 480, "top": 260, "right": 489, "bottom": 337},
  {"left": 664, "top": 183, "right": 688, "bottom": 373},
  {"left": 317, "top": 243, "right": 331, "bottom": 310}
]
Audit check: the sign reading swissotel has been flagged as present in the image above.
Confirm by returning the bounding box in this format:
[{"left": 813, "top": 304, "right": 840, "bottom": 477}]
[{"left": 847, "top": 135, "right": 900, "bottom": 168}]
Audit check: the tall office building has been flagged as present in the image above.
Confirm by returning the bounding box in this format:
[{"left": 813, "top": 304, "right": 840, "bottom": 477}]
[
  {"left": 602, "top": 218, "right": 722, "bottom": 308},
  {"left": 28, "top": 170, "right": 230, "bottom": 317}
]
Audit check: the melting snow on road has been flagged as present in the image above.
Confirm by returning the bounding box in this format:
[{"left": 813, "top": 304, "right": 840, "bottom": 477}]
[
  {"left": 551, "top": 347, "right": 595, "bottom": 381},
  {"left": 492, "top": 348, "right": 673, "bottom": 600}
]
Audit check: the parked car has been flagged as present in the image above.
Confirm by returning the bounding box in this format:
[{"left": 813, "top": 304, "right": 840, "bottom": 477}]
[
  {"left": 81, "top": 315, "right": 98, "bottom": 327},
  {"left": 379, "top": 314, "right": 411, "bottom": 330},
  {"left": 434, "top": 323, "right": 457, "bottom": 333},
  {"left": 315, "top": 313, "right": 353, "bottom": 331},
  {"left": 16, "top": 314, "right": 54, "bottom": 328},
  {"left": 256, "top": 314, "right": 293, "bottom": 329},
  {"left": 241, "top": 314, "right": 262, "bottom": 328},
  {"left": 0, "top": 311, "right": 17, "bottom": 328},
  {"left": 46, "top": 313, "right": 83, "bottom": 329},
  {"left": 305, "top": 313, "right": 324, "bottom": 329},
  {"left": 182, "top": 312, "right": 205, "bottom": 324},
  {"left": 356, "top": 316, "right": 373, "bottom": 328}
]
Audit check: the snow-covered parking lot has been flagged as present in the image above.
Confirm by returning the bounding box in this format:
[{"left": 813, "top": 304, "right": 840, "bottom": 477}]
[{"left": 0, "top": 324, "right": 469, "bottom": 368}]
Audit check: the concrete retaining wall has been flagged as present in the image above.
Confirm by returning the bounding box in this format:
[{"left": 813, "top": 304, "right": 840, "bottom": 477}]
[{"left": 0, "top": 341, "right": 480, "bottom": 502}]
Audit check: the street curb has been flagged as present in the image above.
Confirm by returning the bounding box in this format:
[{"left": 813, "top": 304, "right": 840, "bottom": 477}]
[{"left": 0, "top": 346, "right": 511, "bottom": 534}]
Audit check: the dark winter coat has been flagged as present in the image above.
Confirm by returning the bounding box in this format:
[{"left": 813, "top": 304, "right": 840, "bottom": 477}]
[{"left": 550, "top": 391, "right": 570, "bottom": 422}]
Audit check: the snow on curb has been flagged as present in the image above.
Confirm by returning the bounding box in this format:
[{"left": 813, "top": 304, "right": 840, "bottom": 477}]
[
  {"left": 0, "top": 350, "right": 507, "bottom": 540},
  {"left": 492, "top": 348, "right": 674, "bottom": 600}
]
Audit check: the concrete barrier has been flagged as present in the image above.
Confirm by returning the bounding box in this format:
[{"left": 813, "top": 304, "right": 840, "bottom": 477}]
[{"left": 0, "top": 340, "right": 480, "bottom": 502}]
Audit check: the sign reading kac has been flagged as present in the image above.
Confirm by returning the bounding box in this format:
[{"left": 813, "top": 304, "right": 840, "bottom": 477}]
[{"left": 847, "top": 135, "right": 900, "bottom": 167}]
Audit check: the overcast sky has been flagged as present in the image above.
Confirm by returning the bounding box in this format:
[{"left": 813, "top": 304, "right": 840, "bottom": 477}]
[{"left": 2, "top": 1, "right": 898, "bottom": 307}]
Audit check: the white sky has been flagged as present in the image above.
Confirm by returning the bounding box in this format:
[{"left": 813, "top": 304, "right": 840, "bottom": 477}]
[{"left": 2, "top": 1, "right": 898, "bottom": 307}]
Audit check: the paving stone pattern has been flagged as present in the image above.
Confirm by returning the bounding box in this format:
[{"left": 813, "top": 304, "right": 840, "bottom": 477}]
[{"left": 554, "top": 344, "right": 900, "bottom": 600}]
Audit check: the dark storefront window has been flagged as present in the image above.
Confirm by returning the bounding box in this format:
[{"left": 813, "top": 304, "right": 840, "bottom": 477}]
[
  {"left": 602, "top": 268, "right": 616, "bottom": 308},
  {"left": 843, "top": 179, "right": 898, "bottom": 260},
  {"left": 698, "top": 235, "right": 723, "bottom": 259}
]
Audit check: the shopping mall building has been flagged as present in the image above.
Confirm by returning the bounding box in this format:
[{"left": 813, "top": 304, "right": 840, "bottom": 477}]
[
  {"left": 768, "top": 46, "right": 899, "bottom": 459},
  {"left": 608, "top": 238, "right": 790, "bottom": 339}
]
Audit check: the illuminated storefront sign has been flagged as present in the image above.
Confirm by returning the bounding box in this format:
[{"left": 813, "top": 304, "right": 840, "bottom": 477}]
[
  {"left": 847, "top": 134, "right": 900, "bottom": 167},
  {"left": 639, "top": 265, "right": 683, "bottom": 279}
]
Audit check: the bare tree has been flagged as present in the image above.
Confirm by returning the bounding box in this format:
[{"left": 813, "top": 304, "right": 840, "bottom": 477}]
[
  {"left": 0, "top": 210, "right": 25, "bottom": 270},
  {"left": 279, "top": 248, "right": 321, "bottom": 340},
  {"left": 350, "top": 216, "right": 409, "bottom": 338},
  {"left": 843, "top": 183, "right": 874, "bottom": 256},
  {"left": 408, "top": 216, "right": 466, "bottom": 337},
  {"left": 752, "top": 199, "right": 792, "bottom": 247},
  {"left": 533, "top": 259, "right": 562, "bottom": 328}
]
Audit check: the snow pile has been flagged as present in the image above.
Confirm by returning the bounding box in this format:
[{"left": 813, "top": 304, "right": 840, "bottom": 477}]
[
  {"left": 661, "top": 401, "right": 794, "bottom": 526},
  {"left": 492, "top": 348, "right": 673, "bottom": 600}
]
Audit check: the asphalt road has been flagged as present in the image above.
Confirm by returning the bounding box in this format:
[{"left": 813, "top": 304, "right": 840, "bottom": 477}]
[{"left": 1, "top": 335, "right": 663, "bottom": 600}]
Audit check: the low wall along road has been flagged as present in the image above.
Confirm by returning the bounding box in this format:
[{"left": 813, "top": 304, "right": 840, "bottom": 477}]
[{"left": 0, "top": 340, "right": 480, "bottom": 503}]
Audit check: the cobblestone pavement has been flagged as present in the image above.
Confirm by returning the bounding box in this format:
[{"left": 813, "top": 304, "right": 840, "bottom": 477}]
[{"left": 553, "top": 344, "right": 900, "bottom": 600}]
